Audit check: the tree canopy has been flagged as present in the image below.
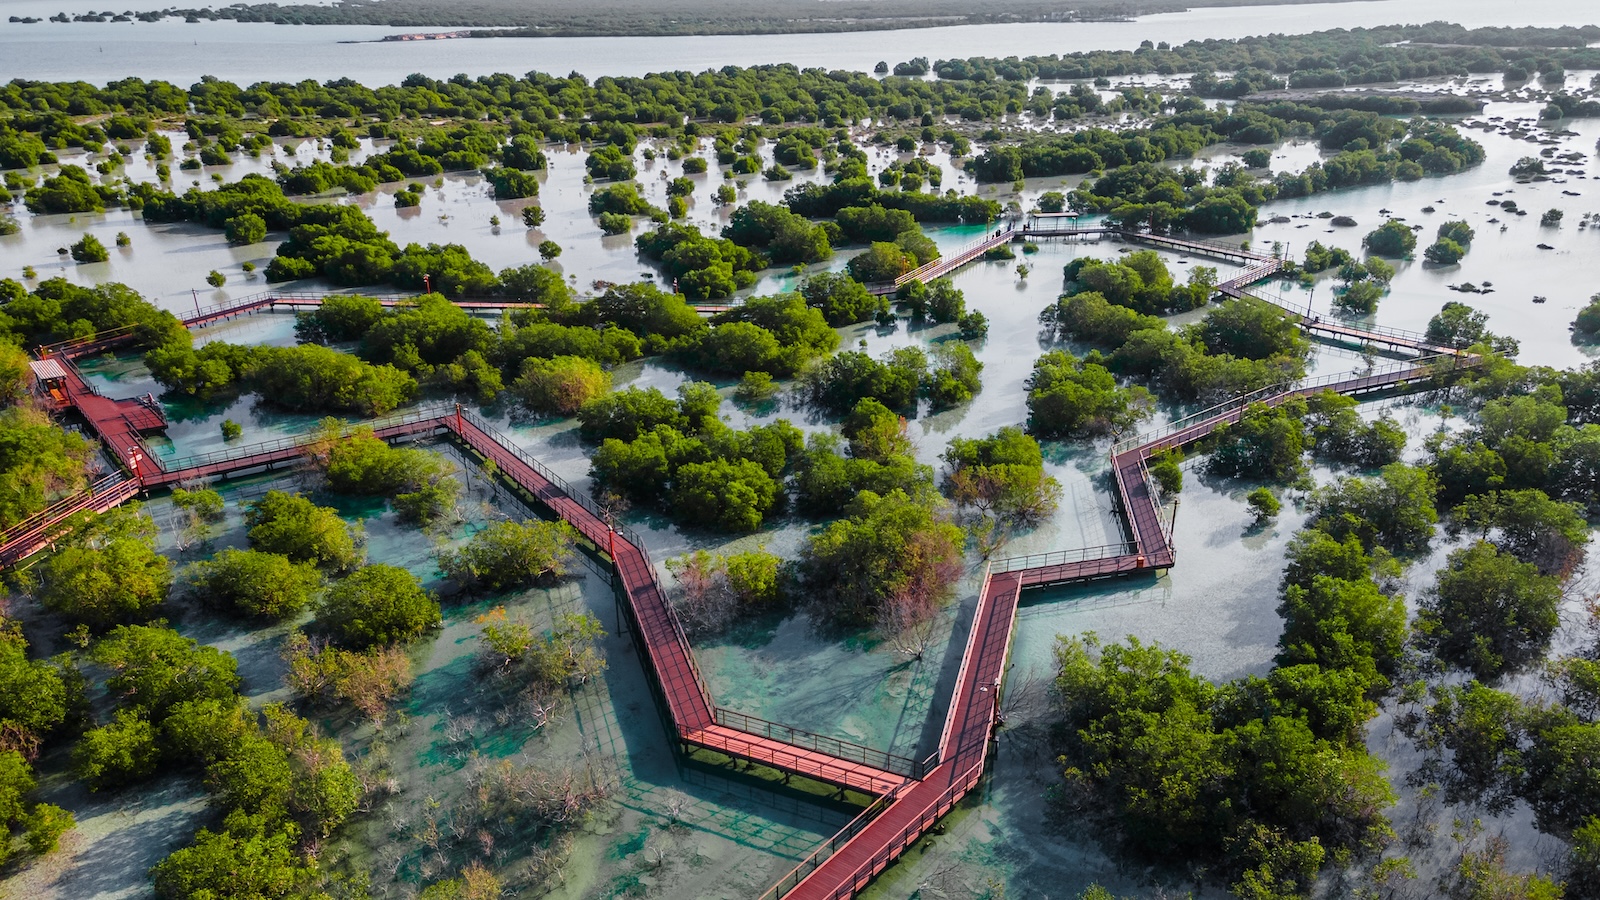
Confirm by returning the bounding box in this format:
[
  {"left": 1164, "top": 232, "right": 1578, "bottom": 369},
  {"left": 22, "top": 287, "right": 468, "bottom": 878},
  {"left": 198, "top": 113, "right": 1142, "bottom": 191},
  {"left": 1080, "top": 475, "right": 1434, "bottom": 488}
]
[{"left": 315, "top": 564, "right": 439, "bottom": 649}]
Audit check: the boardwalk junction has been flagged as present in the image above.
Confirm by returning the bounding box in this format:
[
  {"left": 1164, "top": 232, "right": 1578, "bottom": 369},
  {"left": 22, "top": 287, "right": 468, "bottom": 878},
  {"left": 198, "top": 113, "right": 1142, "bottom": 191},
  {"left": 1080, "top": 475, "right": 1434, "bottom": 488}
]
[{"left": 0, "top": 227, "right": 1475, "bottom": 899}]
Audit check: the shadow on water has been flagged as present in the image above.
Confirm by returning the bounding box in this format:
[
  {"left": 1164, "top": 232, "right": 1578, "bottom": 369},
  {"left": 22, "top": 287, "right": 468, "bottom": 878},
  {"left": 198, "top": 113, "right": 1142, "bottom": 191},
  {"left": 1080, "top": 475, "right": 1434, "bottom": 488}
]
[
  {"left": 31, "top": 774, "right": 209, "bottom": 900},
  {"left": 912, "top": 585, "right": 981, "bottom": 761},
  {"left": 579, "top": 595, "right": 854, "bottom": 860},
  {"left": 1017, "top": 568, "right": 1172, "bottom": 617}
]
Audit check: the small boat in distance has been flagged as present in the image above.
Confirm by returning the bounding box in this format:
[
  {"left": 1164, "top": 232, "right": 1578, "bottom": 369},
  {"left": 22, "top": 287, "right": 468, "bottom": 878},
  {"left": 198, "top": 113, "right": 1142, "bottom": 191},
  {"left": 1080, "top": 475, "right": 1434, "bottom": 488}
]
[{"left": 1533, "top": 295, "right": 1547, "bottom": 304}]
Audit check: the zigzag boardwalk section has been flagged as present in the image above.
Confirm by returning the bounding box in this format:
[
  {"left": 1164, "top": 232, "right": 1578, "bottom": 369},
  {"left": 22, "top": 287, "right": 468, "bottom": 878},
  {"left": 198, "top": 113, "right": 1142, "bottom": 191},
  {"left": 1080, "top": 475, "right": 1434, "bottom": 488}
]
[
  {"left": 447, "top": 410, "right": 913, "bottom": 794},
  {"left": 774, "top": 359, "right": 1471, "bottom": 898},
  {"left": 6, "top": 265, "right": 1482, "bottom": 899},
  {"left": 769, "top": 569, "right": 1020, "bottom": 899},
  {"left": 0, "top": 392, "right": 909, "bottom": 799},
  {"left": 181, "top": 291, "right": 541, "bottom": 328},
  {"left": 181, "top": 291, "right": 736, "bottom": 329},
  {"left": 1218, "top": 269, "right": 1463, "bottom": 359},
  {"left": 871, "top": 223, "right": 1274, "bottom": 296}
]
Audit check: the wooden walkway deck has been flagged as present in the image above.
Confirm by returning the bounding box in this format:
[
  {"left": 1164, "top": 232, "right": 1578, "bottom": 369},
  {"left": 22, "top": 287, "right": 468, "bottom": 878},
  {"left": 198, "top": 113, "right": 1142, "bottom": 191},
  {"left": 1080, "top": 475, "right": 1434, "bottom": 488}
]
[
  {"left": 39, "top": 350, "right": 167, "bottom": 476},
  {"left": 869, "top": 223, "right": 1277, "bottom": 296},
  {"left": 5, "top": 259, "right": 1482, "bottom": 900},
  {"left": 0, "top": 475, "right": 141, "bottom": 566},
  {"left": 181, "top": 291, "right": 738, "bottom": 329},
  {"left": 18, "top": 395, "right": 912, "bottom": 799},
  {"left": 775, "top": 570, "right": 1021, "bottom": 899},
  {"left": 875, "top": 223, "right": 1457, "bottom": 359},
  {"left": 181, "top": 291, "right": 541, "bottom": 328}
]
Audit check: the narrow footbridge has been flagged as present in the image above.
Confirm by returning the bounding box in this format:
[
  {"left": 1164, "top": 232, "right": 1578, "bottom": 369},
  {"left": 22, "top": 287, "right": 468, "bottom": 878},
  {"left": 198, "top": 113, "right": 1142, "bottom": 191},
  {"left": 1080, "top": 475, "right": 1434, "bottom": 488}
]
[
  {"left": 866, "top": 223, "right": 1273, "bottom": 296},
  {"left": 874, "top": 221, "right": 1464, "bottom": 359},
  {"left": 175, "top": 290, "right": 738, "bottom": 330},
  {"left": 180, "top": 290, "right": 540, "bottom": 328},
  {"left": 3, "top": 258, "right": 1477, "bottom": 897}
]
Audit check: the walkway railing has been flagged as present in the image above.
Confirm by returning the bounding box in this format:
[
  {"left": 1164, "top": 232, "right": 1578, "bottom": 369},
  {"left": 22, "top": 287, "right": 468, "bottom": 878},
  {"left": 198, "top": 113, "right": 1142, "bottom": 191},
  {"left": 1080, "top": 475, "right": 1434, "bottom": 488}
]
[
  {"left": 712, "top": 709, "right": 937, "bottom": 780},
  {"left": 1305, "top": 315, "right": 1444, "bottom": 349},
  {"left": 894, "top": 227, "right": 1018, "bottom": 286},
  {"left": 991, "top": 543, "right": 1140, "bottom": 574},
  {"left": 755, "top": 781, "right": 910, "bottom": 900},
  {"left": 184, "top": 289, "right": 423, "bottom": 325},
  {"left": 805, "top": 761, "right": 987, "bottom": 900},
  {"left": 185, "top": 289, "right": 733, "bottom": 329},
  {"left": 1109, "top": 448, "right": 1147, "bottom": 552},
  {"left": 156, "top": 403, "right": 454, "bottom": 474},
  {"left": 889, "top": 225, "right": 1276, "bottom": 295},
  {"left": 1230, "top": 286, "right": 1456, "bottom": 356},
  {"left": 0, "top": 475, "right": 140, "bottom": 565},
  {"left": 40, "top": 325, "right": 141, "bottom": 359},
  {"left": 454, "top": 407, "right": 648, "bottom": 550},
  {"left": 0, "top": 473, "right": 130, "bottom": 545},
  {"left": 938, "top": 560, "right": 997, "bottom": 762},
  {"left": 1110, "top": 357, "right": 1443, "bottom": 458},
  {"left": 1104, "top": 230, "right": 1271, "bottom": 264}
]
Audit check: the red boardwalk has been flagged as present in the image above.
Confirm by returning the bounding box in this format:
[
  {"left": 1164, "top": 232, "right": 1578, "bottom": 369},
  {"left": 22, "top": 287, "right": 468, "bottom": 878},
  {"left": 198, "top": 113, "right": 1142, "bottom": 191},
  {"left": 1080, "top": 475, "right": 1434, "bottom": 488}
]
[
  {"left": 180, "top": 291, "right": 731, "bottom": 329},
  {"left": 0, "top": 475, "right": 140, "bottom": 566},
  {"left": 36, "top": 351, "right": 168, "bottom": 476},
  {"left": 778, "top": 571, "right": 1022, "bottom": 898},
  {"left": 180, "top": 292, "right": 541, "bottom": 329},
  {"left": 5, "top": 272, "right": 1484, "bottom": 900},
  {"left": 444, "top": 411, "right": 908, "bottom": 795},
  {"left": 875, "top": 224, "right": 1273, "bottom": 296}
]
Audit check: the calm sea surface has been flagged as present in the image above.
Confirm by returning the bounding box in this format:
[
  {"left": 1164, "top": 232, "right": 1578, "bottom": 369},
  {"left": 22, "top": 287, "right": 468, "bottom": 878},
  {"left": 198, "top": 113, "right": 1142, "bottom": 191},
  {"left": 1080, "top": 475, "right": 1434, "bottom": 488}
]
[
  {"left": 1, "top": 1, "right": 1597, "bottom": 896},
  {"left": 0, "top": 0, "right": 1595, "bottom": 85}
]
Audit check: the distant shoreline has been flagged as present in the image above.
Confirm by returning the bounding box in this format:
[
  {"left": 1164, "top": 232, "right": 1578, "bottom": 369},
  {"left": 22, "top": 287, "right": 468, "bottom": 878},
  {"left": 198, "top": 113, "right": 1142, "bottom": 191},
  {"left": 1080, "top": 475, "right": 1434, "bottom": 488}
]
[
  {"left": 339, "top": 18, "right": 1131, "bottom": 43},
  {"left": 17, "top": 0, "right": 1376, "bottom": 39}
]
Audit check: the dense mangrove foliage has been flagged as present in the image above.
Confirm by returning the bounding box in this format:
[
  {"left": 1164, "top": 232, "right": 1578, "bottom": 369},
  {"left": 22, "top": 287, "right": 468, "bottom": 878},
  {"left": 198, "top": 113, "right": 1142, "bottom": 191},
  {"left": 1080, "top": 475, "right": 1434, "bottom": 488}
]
[
  {"left": 1051, "top": 326, "right": 1600, "bottom": 894},
  {"left": 7, "top": 16, "right": 1600, "bottom": 899}
]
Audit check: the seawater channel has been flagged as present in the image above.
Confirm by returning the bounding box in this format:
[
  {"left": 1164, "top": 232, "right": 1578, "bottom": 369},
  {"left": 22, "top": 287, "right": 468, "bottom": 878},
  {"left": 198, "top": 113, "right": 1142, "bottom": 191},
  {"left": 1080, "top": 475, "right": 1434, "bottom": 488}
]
[
  {"left": 0, "top": 0, "right": 1595, "bottom": 86},
  {"left": 4, "top": 7, "right": 1600, "bottom": 897}
]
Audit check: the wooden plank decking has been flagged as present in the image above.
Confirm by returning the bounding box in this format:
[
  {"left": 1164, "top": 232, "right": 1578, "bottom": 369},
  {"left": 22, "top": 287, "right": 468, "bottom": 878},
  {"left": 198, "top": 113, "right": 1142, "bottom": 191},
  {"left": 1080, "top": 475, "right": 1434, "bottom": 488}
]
[{"left": 4, "top": 251, "right": 1482, "bottom": 900}]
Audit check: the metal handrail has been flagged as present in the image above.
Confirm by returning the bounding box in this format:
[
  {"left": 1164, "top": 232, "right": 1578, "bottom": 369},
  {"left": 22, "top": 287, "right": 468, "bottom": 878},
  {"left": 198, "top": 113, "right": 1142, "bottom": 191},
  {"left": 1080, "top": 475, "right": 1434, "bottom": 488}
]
[
  {"left": 939, "top": 560, "right": 994, "bottom": 761},
  {"left": 1090, "top": 229, "right": 1263, "bottom": 262},
  {"left": 1310, "top": 315, "right": 1440, "bottom": 346},
  {"left": 711, "top": 707, "right": 929, "bottom": 779},
  {"left": 454, "top": 407, "right": 649, "bottom": 551},
  {"left": 816, "top": 760, "right": 985, "bottom": 900},
  {"left": 39, "top": 325, "right": 140, "bottom": 358},
  {"left": 184, "top": 289, "right": 424, "bottom": 324},
  {"left": 755, "top": 781, "right": 909, "bottom": 900},
  {"left": 185, "top": 289, "right": 733, "bottom": 328},
  {"left": 659, "top": 592, "right": 715, "bottom": 712},
  {"left": 990, "top": 543, "right": 1140, "bottom": 574},
  {"left": 894, "top": 226, "right": 1018, "bottom": 286},
  {"left": 1136, "top": 453, "right": 1174, "bottom": 546},
  {"left": 1110, "top": 357, "right": 1442, "bottom": 457},
  {"left": 158, "top": 403, "right": 454, "bottom": 474},
  {"left": 0, "top": 478, "right": 142, "bottom": 565},
  {"left": 0, "top": 473, "right": 129, "bottom": 544},
  {"left": 1128, "top": 230, "right": 1273, "bottom": 263},
  {"left": 1109, "top": 450, "right": 1145, "bottom": 553},
  {"left": 1230, "top": 286, "right": 1457, "bottom": 355}
]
